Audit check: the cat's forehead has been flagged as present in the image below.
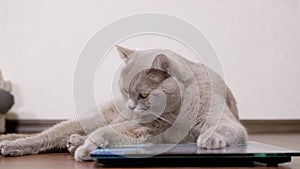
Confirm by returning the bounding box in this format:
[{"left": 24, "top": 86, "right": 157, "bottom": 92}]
[
  {"left": 118, "top": 48, "right": 176, "bottom": 89},
  {"left": 121, "top": 49, "right": 169, "bottom": 73},
  {"left": 120, "top": 69, "right": 152, "bottom": 91},
  {"left": 118, "top": 51, "right": 153, "bottom": 88},
  {"left": 130, "top": 70, "right": 157, "bottom": 84}
]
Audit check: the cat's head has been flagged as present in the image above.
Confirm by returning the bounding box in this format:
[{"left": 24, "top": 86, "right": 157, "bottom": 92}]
[{"left": 116, "top": 46, "right": 181, "bottom": 118}]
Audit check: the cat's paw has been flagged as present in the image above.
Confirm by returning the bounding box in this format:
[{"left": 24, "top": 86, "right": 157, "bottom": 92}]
[
  {"left": 74, "top": 145, "right": 94, "bottom": 162},
  {"left": 66, "top": 134, "right": 86, "bottom": 156},
  {"left": 74, "top": 137, "right": 108, "bottom": 162},
  {"left": 197, "top": 133, "right": 227, "bottom": 149},
  {"left": 0, "top": 141, "right": 24, "bottom": 156}
]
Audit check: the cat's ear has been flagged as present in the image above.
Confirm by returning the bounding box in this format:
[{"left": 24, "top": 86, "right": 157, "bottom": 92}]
[
  {"left": 152, "top": 54, "right": 171, "bottom": 73},
  {"left": 116, "top": 45, "right": 135, "bottom": 62}
]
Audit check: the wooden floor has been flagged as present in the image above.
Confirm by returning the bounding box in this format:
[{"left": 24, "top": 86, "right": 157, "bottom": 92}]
[{"left": 1, "top": 133, "right": 300, "bottom": 169}]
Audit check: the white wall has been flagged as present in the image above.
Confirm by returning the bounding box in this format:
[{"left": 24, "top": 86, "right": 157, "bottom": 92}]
[{"left": 0, "top": 0, "right": 299, "bottom": 120}]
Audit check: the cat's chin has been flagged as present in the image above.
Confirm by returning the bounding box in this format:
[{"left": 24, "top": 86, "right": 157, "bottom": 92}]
[{"left": 133, "top": 109, "right": 148, "bottom": 115}]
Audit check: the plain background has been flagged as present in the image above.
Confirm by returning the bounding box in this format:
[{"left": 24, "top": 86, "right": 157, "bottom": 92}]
[{"left": 0, "top": 0, "right": 299, "bottom": 120}]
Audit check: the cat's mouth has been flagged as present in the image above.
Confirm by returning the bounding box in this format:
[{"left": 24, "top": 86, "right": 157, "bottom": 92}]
[{"left": 133, "top": 108, "right": 148, "bottom": 115}]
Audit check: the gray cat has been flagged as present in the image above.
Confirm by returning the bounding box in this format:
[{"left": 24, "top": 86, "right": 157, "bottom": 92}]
[{"left": 0, "top": 46, "right": 247, "bottom": 161}]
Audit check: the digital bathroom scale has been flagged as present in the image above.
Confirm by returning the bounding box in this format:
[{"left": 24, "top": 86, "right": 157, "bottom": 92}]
[{"left": 90, "top": 141, "right": 300, "bottom": 167}]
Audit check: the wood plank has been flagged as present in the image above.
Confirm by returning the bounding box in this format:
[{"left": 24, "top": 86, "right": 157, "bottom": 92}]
[{"left": 4, "top": 119, "right": 300, "bottom": 134}]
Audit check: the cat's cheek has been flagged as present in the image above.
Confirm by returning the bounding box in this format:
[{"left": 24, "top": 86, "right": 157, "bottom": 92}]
[{"left": 149, "top": 90, "right": 167, "bottom": 107}]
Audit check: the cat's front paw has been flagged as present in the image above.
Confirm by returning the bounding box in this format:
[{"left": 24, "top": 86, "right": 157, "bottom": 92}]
[
  {"left": 0, "top": 141, "right": 24, "bottom": 156},
  {"left": 74, "top": 137, "right": 109, "bottom": 162},
  {"left": 74, "top": 142, "right": 101, "bottom": 162},
  {"left": 74, "top": 145, "right": 93, "bottom": 162},
  {"left": 67, "top": 134, "right": 86, "bottom": 156},
  {"left": 197, "top": 133, "right": 227, "bottom": 149}
]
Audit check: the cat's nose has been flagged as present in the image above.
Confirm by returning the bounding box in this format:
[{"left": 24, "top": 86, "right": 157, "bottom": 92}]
[
  {"left": 127, "top": 99, "right": 136, "bottom": 110},
  {"left": 128, "top": 105, "right": 136, "bottom": 110}
]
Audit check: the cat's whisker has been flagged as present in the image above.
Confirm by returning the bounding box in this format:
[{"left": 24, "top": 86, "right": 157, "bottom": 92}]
[{"left": 148, "top": 112, "right": 173, "bottom": 124}]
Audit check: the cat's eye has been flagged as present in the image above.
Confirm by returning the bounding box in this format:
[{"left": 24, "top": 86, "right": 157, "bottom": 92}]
[{"left": 139, "top": 93, "right": 149, "bottom": 99}]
